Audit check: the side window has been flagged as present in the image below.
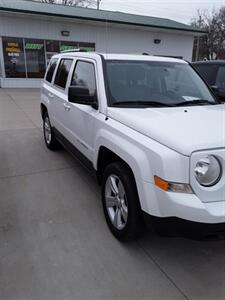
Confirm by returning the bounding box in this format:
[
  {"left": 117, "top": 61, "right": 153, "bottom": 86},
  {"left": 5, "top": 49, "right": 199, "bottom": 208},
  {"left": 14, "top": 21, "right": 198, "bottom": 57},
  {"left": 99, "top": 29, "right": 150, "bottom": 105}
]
[
  {"left": 194, "top": 65, "right": 218, "bottom": 85},
  {"left": 71, "top": 61, "right": 97, "bottom": 97},
  {"left": 216, "top": 66, "right": 225, "bottom": 88},
  {"left": 54, "top": 58, "right": 73, "bottom": 89},
  {"left": 45, "top": 58, "right": 58, "bottom": 83}
]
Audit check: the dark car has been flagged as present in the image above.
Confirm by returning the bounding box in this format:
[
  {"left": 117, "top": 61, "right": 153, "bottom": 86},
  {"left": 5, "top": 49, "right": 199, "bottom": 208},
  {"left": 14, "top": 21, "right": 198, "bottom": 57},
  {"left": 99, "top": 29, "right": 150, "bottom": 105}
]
[{"left": 192, "top": 61, "right": 225, "bottom": 102}]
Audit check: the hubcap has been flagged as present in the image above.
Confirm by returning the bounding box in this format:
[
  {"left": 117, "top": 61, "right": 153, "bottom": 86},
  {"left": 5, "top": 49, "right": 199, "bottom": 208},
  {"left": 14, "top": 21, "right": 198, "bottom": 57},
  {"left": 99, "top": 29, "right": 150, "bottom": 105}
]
[
  {"left": 105, "top": 175, "right": 128, "bottom": 230},
  {"left": 44, "top": 117, "right": 51, "bottom": 144}
]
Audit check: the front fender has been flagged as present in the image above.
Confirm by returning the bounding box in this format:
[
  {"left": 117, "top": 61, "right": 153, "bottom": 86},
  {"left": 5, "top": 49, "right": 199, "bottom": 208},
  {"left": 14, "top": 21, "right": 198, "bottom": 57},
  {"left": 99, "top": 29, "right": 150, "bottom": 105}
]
[{"left": 94, "top": 128, "right": 153, "bottom": 182}]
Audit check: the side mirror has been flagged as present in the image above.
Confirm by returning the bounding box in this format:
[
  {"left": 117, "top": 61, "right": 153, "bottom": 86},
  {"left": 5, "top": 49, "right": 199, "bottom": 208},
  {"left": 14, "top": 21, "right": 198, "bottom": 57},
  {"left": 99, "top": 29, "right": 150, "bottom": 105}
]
[
  {"left": 68, "top": 86, "right": 98, "bottom": 109},
  {"left": 211, "top": 85, "right": 219, "bottom": 94}
]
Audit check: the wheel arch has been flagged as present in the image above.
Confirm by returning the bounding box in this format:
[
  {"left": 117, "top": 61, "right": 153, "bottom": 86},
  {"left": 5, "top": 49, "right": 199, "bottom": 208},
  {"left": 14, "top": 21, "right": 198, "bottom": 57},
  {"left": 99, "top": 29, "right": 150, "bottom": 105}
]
[
  {"left": 40, "top": 103, "right": 48, "bottom": 120},
  {"left": 94, "top": 133, "right": 153, "bottom": 212}
]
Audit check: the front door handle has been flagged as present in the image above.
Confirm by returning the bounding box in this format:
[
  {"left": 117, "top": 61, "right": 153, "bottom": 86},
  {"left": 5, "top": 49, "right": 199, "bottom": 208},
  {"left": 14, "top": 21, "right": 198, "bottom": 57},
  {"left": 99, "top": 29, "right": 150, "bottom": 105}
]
[
  {"left": 48, "top": 93, "right": 54, "bottom": 98},
  {"left": 64, "top": 103, "right": 71, "bottom": 111}
]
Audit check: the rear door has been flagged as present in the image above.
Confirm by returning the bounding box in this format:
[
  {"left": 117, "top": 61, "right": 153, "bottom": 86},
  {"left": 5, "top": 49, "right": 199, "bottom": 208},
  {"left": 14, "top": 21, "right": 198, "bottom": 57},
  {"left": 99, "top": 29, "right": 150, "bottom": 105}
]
[
  {"left": 50, "top": 58, "right": 73, "bottom": 136},
  {"left": 41, "top": 57, "right": 58, "bottom": 122}
]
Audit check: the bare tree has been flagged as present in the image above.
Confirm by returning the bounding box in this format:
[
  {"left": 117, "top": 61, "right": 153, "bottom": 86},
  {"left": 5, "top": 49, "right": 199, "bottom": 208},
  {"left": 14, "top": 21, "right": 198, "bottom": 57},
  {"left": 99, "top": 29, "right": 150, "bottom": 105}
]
[
  {"left": 191, "top": 6, "right": 225, "bottom": 60},
  {"left": 37, "top": 0, "right": 101, "bottom": 8}
]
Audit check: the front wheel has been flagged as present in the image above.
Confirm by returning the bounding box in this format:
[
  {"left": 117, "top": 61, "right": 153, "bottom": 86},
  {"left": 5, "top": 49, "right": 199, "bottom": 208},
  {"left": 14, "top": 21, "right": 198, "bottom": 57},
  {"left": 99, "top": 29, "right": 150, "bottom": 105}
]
[{"left": 102, "top": 162, "right": 144, "bottom": 241}]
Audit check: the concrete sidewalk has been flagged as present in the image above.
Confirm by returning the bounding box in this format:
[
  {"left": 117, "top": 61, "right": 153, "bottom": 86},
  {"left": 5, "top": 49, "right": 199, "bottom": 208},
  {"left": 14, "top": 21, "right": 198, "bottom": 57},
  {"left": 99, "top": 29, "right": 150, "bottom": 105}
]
[{"left": 0, "top": 89, "right": 224, "bottom": 300}]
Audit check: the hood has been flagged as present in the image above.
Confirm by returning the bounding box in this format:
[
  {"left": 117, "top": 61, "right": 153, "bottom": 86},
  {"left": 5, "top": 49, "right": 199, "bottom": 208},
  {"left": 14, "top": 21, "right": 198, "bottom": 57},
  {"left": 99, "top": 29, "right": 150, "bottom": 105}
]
[{"left": 107, "top": 104, "right": 225, "bottom": 156}]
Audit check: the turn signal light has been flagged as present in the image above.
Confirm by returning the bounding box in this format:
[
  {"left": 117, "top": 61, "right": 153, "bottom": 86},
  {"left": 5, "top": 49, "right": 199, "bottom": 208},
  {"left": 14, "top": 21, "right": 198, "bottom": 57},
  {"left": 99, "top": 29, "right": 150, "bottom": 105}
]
[{"left": 154, "top": 176, "right": 193, "bottom": 194}]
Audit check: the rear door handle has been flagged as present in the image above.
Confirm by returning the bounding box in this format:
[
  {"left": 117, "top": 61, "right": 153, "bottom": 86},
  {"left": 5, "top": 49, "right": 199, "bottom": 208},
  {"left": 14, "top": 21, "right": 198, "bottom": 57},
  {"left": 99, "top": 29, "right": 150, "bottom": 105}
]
[{"left": 64, "top": 103, "right": 71, "bottom": 111}]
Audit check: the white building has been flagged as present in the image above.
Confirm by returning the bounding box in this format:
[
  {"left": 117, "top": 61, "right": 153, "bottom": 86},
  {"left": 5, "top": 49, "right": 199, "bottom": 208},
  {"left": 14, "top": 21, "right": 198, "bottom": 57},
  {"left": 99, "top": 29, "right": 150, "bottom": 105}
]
[{"left": 0, "top": 0, "right": 203, "bottom": 88}]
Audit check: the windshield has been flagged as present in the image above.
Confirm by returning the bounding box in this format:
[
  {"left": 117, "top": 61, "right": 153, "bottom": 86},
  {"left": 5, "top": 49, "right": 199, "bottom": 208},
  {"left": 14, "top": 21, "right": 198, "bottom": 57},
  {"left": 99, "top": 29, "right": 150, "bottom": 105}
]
[{"left": 105, "top": 60, "right": 216, "bottom": 107}]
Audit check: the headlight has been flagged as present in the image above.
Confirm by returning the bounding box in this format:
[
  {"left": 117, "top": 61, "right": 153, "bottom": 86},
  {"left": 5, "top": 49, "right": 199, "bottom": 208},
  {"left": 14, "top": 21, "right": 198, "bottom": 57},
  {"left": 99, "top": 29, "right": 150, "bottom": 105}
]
[{"left": 194, "top": 155, "right": 222, "bottom": 187}]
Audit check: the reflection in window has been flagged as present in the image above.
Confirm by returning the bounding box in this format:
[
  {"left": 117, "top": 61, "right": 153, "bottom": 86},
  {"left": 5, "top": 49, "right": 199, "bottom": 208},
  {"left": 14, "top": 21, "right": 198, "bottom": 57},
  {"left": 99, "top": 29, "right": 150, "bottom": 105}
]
[
  {"left": 54, "top": 59, "right": 73, "bottom": 89},
  {"left": 25, "top": 39, "right": 46, "bottom": 78},
  {"left": 2, "top": 37, "right": 26, "bottom": 78},
  {"left": 45, "top": 58, "right": 58, "bottom": 83},
  {"left": 71, "top": 61, "right": 96, "bottom": 96}
]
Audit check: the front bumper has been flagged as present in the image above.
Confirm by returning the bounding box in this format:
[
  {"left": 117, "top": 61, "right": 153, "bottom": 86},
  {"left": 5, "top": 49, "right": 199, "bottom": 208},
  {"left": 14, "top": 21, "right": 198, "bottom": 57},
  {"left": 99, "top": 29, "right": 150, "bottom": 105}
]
[{"left": 142, "top": 182, "right": 225, "bottom": 224}]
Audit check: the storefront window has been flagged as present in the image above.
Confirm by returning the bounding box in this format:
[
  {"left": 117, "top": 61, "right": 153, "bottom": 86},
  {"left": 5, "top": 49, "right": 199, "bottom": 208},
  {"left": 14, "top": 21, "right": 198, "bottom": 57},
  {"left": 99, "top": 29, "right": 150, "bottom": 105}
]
[
  {"left": 2, "top": 37, "right": 26, "bottom": 78},
  {"left": 46, "top": 40, "right": 60, "bottom": 53},
  {"left": 2, "top": 37, "right": 95, "bottom": 79},
  {"left": 60, "top": 41, "right": 79, "bottom": 52},
  {"left": 78, "top": 42, "right": 95, "bottom": 52},
  {"left": 45, "top": 40, "right": 60, "bottom": 65},
  {"left": 25, "top": 39, "right": 46, "bottom": 78}
]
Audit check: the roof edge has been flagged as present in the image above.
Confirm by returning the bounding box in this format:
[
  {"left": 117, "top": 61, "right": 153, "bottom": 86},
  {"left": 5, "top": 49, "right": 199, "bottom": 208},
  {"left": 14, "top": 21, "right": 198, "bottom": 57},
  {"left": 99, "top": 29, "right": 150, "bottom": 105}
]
[{"left": 0, "top": 6, "right": 206, "bottom": 34}]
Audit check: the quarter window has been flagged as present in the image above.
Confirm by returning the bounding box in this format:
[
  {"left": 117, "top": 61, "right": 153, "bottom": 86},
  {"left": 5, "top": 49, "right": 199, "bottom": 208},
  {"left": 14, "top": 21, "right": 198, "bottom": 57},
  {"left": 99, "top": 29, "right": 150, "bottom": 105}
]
[
  {"left": 71, "top": 61, "right": 97, "bottom": 97},
  {"left": 54, "top": 59, "right": 73, "bottom": 89},
  {"left": 45, "top": 58, "right": 58, "bottom": 83}
]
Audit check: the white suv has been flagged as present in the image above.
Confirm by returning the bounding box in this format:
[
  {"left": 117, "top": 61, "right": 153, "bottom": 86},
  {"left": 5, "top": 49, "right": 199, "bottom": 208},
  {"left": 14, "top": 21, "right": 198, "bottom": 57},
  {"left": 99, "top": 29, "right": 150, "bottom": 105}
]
[{"left": 41, "top": 52, "right": 225, "bottom": 241}]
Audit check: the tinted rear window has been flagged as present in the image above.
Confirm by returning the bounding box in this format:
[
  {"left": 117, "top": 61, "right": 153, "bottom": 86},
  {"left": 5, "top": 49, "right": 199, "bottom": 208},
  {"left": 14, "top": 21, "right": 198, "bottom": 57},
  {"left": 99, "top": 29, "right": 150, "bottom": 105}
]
[
  {"left": 45, "top": 58, "right": 58, "bottom": 83},
  {"left": 54, "top": 59, "right": 73, "bottom": 89}
]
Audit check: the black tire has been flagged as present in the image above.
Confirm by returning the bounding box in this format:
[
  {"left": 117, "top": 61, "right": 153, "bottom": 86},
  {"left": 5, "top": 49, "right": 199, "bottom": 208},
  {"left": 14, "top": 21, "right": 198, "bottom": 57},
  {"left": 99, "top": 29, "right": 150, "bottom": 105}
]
[
  {"left": 43, "top": 112, "right": 59, "bottom": 150},
  {"left": 102, "top": 161, "right": 144, "bottom": 241}
]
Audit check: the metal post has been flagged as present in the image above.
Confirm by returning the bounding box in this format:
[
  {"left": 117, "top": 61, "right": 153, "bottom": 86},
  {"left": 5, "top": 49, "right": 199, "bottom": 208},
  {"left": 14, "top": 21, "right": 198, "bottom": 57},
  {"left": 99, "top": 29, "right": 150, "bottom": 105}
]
[
  {"left": 195, "top": 15, "right": 202, "bottom": 61},
  {"left": 0, "top": 36, "right": 6, "bottom": 80},
  {"left": 195, "top": 36, "right": 200, "bottom": 61},
  {"left": 97, "top": 0, "right": 100, "bottom": 10}
]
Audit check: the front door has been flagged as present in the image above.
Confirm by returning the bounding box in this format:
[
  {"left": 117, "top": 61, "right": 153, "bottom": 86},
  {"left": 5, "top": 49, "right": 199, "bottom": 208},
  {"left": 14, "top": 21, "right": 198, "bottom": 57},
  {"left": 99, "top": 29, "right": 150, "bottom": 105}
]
[{"left": 64, "top": 60, "right": 99, "bottom": 161}]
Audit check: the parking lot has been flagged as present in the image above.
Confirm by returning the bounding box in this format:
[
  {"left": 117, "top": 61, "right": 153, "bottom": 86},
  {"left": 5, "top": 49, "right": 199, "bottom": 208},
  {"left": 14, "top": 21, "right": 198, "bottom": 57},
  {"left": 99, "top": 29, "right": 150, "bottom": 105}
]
[{"left": 0, "top": 88, "right": 224, "bottom": 300}]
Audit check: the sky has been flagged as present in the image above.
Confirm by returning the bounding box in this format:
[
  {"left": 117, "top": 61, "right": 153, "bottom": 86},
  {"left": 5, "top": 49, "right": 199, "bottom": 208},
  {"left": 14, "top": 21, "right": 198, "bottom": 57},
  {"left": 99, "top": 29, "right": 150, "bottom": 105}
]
[{"left": 99, "top": 0, "right": 225, "bottom": 24}]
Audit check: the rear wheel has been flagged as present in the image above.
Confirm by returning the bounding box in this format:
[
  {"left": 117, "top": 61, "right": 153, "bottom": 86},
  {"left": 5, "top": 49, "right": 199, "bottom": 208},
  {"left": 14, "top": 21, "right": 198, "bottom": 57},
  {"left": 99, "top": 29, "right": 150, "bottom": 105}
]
[
  {"left": 102, "top": 162, "right": 144, "bottom": 241},
  {"left": 43, "top": 112, "right": 59, "bottom": 150}
]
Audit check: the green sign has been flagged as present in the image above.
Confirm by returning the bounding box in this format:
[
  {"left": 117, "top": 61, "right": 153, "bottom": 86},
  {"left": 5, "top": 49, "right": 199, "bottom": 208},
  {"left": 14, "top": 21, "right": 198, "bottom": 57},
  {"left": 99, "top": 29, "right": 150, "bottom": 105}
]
[
  {"left": 60, "top": 45, "right": 78, "bottom": 52},
  {"left": 25, "top": 43, "right": 44, "bottom": 50},
  {"left": 80, "top": 47, "right": 95, "bottom": 52}
]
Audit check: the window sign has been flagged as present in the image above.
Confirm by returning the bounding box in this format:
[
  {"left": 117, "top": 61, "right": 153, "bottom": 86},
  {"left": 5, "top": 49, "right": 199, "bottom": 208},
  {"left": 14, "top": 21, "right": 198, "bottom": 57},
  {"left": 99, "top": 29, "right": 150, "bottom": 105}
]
[
  {"left": 25, "top": 43, "right": 44, "bottom": 50},
  {"left": 60, "top": 41, "right": 79, "bottom": 52},
  {"left": 78, "top": 42, "right": 95, "bottom": 52},
  {"left": 25, "top": 39, "right": 46, "bottom": 78},
  {"left": 2, "top": 37, "right": 26, "bottom": 78}
]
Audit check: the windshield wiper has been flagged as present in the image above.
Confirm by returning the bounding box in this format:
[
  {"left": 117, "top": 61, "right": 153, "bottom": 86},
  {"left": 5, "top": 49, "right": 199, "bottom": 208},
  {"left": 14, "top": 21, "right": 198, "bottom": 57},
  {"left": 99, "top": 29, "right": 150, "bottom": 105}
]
[
  {"left": 112, "top": 101, "right": 173, "bottom": 107},
  {"left": 175, "top": 99, "right": 216, "bottom": 107}
]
